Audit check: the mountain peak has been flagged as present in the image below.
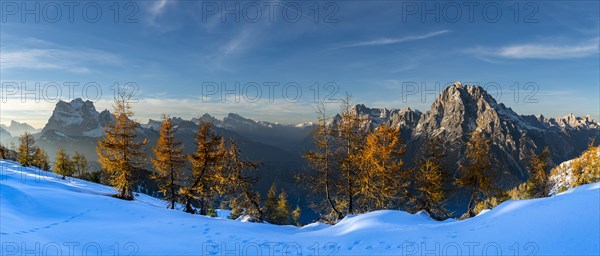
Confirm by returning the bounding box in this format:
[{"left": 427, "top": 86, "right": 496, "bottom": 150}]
[
  {"left": 42, "top": 99, "right": 112, "bottom": 137},
  {"left": 0, "top": 120, "right": 40, "bottom": 136},
  {"left": 416, "top": 84, "right": 523, "bottom": 141}
]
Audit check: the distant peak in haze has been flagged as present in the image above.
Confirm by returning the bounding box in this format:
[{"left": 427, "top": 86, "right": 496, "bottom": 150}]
[{"left": 0, "top": 120, "right": 40, "bottom": 137}]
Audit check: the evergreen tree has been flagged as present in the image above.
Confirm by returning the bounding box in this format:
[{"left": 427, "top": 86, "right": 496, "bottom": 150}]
[
  {"left": 303, "top": 103, "right": 343, "bottom": 222},
  {"left": 414, "top": 137, "right": 450, "bottom": 220},
  {"left": 182, "top": 120, "right": 226, "bottom": 214},
  {"left": 17, "top": 132, "right": 36, "bottom": 166},
  {"left": 526, "top": 147, "right": 551, "bottom": 198},
  {"left": 455, "top": 130, "right": 497, "bottom": 218},
  {"left": 356, "top": 124, "right": 406, "bottom": 212},
  {"left": 292, "top": 205, "right": 302, "bottom": 227},
  {"left": 72, "top": 152, "right": 88, "bottom": 177},
  {"left": 97, "top": 93, "right": 147, "bottom": 200},
  {"left": 53, "top": 148, "right": 75, "bottom": 179},
  {"left": 32, "top": 147, "right": 50, "bottom": 170},
  {"left": 273, "top": 189, "right": 291, "bottom": 225},
  {"left": 263, "top": 183, "right": 279, "bottom": 223},
  {"left": 151, "top": 115, "right": 186, "bottom": 209}
]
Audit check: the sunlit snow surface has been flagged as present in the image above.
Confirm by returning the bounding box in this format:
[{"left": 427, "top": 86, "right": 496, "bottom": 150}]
[{"left": 1, "top": 160, "right": 599, "bottom": 255}]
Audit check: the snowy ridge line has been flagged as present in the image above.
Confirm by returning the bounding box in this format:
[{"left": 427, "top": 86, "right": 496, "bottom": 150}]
[{"left": 1, "top": 160, "right": 599, "bottom": 255}]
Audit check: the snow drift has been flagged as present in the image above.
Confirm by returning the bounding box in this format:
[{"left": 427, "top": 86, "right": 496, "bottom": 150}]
[{"left": 1, "top": 160, "right": 598, "bottom": 255}]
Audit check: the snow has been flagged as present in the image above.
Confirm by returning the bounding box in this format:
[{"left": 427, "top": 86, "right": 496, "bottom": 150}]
[
  {"left": 1, "top": 160, "right": 599, "bottom": 255},
  {"left": 549, "top": 147, "right": 600, "bottom": 195},
  {"left": 81, "top": 126, "right": 104, "bottom": 137}
]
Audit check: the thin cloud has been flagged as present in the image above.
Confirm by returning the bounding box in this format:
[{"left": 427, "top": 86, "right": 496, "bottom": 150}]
[
  {"left": 0, "top": 48, "right": 122, "bottom": 73},
  {"left": 339, "top": 30, "right": 450, "bottom": 48},
  {"left": 467, "top": 38, "right": 599, "bottom": 60},
  {"left": 150, "top": 0, "right": 169, "bottom": 16},
  {"left": 143, "top": 0, "right": 181, "bottom": 33}
]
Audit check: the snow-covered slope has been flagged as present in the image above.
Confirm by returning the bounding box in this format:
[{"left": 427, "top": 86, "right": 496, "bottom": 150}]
[
  {"left": 550, "top": 146, "right": 600, "bottom": 195},
  {"left": 1, "top": 160, "right": 598, "bottom": 255}
]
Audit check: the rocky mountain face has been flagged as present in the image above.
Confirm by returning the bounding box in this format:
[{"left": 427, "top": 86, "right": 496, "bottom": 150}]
[
  {"left": 0, "top": 127, "right": 12, "bottom": 145},
  {"left": 337, "top": 83, "right": 598, "bottom": 213},
  {"left": 0, "top": 120, "right": 40, "bottom": 137},
  {"left": 346, "top": 82, "right": 598, "bottom": 188},
  {"left": 41, "top": 98, "right": 112, "bottom": 138},
  {"left": 332, "top": 104, "right": 422, "bottom": 143}
]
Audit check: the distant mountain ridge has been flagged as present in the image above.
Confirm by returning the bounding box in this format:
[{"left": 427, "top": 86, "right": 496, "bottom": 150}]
[{"left": 0, "top": 120, "right": 40, "bottom": 137}]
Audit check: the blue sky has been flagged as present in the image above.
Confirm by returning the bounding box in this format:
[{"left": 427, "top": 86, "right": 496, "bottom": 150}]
[{"left": 1, "top": 0, "right": 599, "bottom": 127}]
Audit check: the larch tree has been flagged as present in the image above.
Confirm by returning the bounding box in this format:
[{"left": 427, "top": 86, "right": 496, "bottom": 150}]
[
  {"left": 303, "top": 103, "right": 344, "bottom": 222},
  {"left": 151, "top": 115, "right": 186, "bottom": 210},
  {"left": 273, "top": 189, "right": 291, "bottom": 225},
  {"left": 221, "top": 140, "right": 263, "bottom": 221},
  {"left": 337, "top": 94, "right": 366, "bottom": 215},
  {"left": 572, "top": 139, "right": 599, "bottom": 186},
  {"left": 526, "top": 147, "right": 551, "bottom": 198},
  {"left": 263, "top": 183, "right": 279, "bottom": 223},
  {"left": 455, "top": 130, "right": 497, "bottom": 218},
  {"left": 183, "top": 120, "right": 226, "bottom": 214},
  {"left": 72, "top": 151, "right": 88, "bottom": 177},
  {"left": 292, "top": 205, "right": 302, "bottom": 227},
  {"left": 357, "top": 124, "right": 406, "bottom": 212},
  {"left": 53, "top": 148, "right": 75, "bottom": 179},
  {"left": 414, "top": 137, "right": 450, "bottom": 220},
  {"left": 32, "top": 147, "right": 50, "bottom": 171},
  {"left": 17, "top": 132, "right": 36, "bottom": 166},
  {"left": 97, "top": 93, "right": 147, "bottom": 200}
]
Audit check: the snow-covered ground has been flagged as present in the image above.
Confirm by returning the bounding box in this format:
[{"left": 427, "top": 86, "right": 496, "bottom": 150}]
[{"left": 1, "top": 160, "right": 599, "bottom": 255}]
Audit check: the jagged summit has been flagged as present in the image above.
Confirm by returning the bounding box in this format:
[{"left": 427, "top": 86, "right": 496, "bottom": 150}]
[
  {"left": 41, "top": 98, "right": 112, "bottom": 138},
  {"left": 341, "top": 83, "right": 598, "bottom": 187}
]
